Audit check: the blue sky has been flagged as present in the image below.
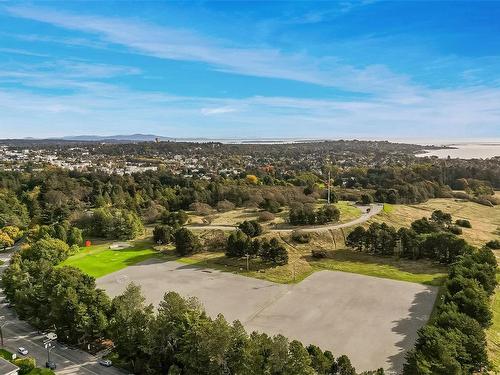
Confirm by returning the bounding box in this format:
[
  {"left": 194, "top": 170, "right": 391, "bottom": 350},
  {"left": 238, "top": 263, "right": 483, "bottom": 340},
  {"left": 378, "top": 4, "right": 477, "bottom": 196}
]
[{"left": 1, "top": 1, "right": 500, "bottom": 140}]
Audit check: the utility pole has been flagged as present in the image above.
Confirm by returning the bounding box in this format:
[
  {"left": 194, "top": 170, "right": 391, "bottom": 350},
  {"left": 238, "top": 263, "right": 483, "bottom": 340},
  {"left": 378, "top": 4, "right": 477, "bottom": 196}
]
[
  {"left": 395, "top": 239, "right": 402, "bottom": 259},
  {"left": 327, "top": 169, "right": 331, "bottom": 205}
]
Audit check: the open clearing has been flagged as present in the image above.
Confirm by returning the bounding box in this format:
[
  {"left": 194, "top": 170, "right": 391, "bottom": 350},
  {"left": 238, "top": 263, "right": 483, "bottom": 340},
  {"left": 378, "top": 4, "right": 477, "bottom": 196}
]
[
  {"left": 59, "top": 241, "right": 161, "bottom": 278},
  {"left": 97, "top": 258, "right": 438, "bottom": 374},
  {"left": 368, "top": 198, "right": 500, "bottom": 247},
  {"left": 62, "top": 236, "right": 446, "bottom": 286}
]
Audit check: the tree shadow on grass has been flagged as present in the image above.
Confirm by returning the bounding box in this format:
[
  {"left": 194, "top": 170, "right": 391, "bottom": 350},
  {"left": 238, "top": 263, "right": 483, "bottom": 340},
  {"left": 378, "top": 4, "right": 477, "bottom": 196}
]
[
  {"left": 386, "top": 288, "right": 439, "bottom": 374},
  {"left": 172, "top": 253, "right": 280, "bottom": 275}
]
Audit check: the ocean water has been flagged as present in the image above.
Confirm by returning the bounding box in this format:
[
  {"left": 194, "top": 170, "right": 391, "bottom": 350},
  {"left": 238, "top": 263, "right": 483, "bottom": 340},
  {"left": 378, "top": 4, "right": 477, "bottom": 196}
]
[{"left": 416, "top": 143, "right": 500, "bottom": 159}]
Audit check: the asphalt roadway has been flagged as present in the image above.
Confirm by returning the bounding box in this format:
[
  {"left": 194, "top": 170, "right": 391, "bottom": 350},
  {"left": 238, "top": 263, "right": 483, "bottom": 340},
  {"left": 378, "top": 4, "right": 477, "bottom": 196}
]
[{"left": 98, "top": 259, "right": 438, "bottom": 374}]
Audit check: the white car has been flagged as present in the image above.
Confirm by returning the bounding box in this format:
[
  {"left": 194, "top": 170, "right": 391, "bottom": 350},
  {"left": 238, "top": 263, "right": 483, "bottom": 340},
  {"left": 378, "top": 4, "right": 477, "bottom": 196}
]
[
  {"left": 98, "top": 359, "right": 112, "bottom": 367},
  {"left": 18, "top": 347, "right": 28, "bottom": 355}
]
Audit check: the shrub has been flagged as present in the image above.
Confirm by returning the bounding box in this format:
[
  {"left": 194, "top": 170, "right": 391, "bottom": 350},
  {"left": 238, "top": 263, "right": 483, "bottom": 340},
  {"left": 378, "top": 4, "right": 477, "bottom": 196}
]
[
  {"left": 303, "top": 186, "right": 314, "bottom": 195},
  {"left": 13, "top": 357, "right": 36, "bottom": 375},
  {"left": 174, "top": 228, "right": 201, "bottom": 256},
  {"left": 67, "top": 226, "right": 83, "bottom": 246},
  {"left": 259, "top": 238, "right": 288, "bottom": 265},
  {"left": 1, "top": 225, "right": 22, "bottom": 241},
  {"left": 161, "top": 210, "right": 189, "bottom": 227},
  {"left": 486, "top": 240, "right": 500, "bottom": 249},
  {"left": 202, "top": 229, "right": 226, "bottom": 252},
  {"left": 226, "top": 230, "right": 252, "bottom": 257},
  {"left": 216, "top": 200, "right": 235, "bottom": 212},
  {"left": 452, "top": 191, "right": 470, "bottom": 200},
  {"left": 238, "top": 220, "right": 262, "bottom": 237},
  {"left": 259, "top": 198, "right": 281, "bottom": 213},
  {"left": 471, "top": 196, "right": 494, "bottom": 207},
  {"left": 311, "top": 249, "right": 328, "bottom": 258},
  {"left": 291, "top": 230, "right": 311, "bottom": 244},
  {"left": 258, "top": 211, "right": 275, "bottom": 222},
  {"left": 188, "top": 202, "right": 213, "bottom": 216},
  {"left": 455, "top": 219, "right": 472, "bottom": 228},
  {"left": 153, "top": 225, "right": 174, "bottom": 245},
  {"left": 360, "top": 193, "right": 373, "bottom": 205},
  {"left": 448, "top": 225, "right": 463, "bottom": 235}
]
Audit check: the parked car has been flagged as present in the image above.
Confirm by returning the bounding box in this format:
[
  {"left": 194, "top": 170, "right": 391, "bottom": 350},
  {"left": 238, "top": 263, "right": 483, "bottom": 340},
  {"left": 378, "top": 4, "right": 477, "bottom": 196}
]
[
  {"left": 46, "top": 361, "right": 57, "bottom": 370},
  {"left": 98, "top": 359, "right": 113, "bottom": 367},
  {"left": 18, "top": 347, "right": 28, "bottom": 355}
]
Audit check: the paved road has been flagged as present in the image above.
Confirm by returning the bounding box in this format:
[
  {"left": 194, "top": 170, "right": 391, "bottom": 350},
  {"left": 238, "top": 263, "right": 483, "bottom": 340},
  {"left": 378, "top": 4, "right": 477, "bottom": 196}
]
[
  {"left": 0, "top": 248, "right": 125, "bottom": 375},
  {"left": 187, "top": 203, "right": 383, "bottom": 233},
  {"left": 98, "top": 260, "right": 437, "bottom": 374}
]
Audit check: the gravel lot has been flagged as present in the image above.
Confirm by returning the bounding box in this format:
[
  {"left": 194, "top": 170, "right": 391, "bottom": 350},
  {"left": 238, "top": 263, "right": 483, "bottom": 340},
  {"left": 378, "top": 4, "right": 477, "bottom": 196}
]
[{"left": 97, "top": 258, "right": 437, "bottom": 373}]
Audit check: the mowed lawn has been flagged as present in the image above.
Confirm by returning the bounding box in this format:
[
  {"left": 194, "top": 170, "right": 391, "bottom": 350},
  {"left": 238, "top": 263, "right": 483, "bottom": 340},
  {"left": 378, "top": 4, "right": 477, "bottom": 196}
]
[
  {"left": 59, "top": 241, "right": 162, "bottom": 278},
  {"left": 309, "top": 249, "right": 447, "bottom": 286}
]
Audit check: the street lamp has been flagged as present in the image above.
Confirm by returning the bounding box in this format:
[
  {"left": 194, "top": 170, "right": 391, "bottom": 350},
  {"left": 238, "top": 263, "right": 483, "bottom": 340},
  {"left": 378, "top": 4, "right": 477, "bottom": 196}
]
[
  {"left": 44, "top": 341, "right": 55, "bottom": 363},
  {"left": 43, "top": 331, "right": 57, "bottom": 367},
  {"left": 244, "top": 254, "right": 250, "bottom": 272},
  {"left": 0, "top": 316, "right": 6, "bottom": 347}
]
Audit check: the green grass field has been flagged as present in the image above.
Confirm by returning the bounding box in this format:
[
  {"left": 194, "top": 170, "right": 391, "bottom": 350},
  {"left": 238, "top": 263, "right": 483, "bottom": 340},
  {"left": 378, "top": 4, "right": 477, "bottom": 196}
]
[
  {"left": 59, "top": 241, "right": 162, "bottom": 278},
  {"left": 308, "top": 249, "right": 447, "bottom": 286},
  {"left": 173, "top": 248, "right": 447, "bottom": 286}
]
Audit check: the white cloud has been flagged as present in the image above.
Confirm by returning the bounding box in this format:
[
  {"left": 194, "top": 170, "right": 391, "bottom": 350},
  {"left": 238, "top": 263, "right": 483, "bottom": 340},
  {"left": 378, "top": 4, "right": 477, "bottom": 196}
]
[
  {"left": 201, "top": 106, "right": 238, "bottom": 115},
  {"left": 1, "top": 4, "right": 499, "bottom": 140},
  {"left": 4, "top": 5, "right": 418, "bottom": 97},
  {"left": 0, "top": 81, "right": 499, "bottom": 139}
]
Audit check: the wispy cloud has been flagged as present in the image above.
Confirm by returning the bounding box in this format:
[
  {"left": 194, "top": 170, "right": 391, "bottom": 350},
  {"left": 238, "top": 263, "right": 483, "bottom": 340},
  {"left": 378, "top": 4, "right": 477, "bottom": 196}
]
[
  {"left": 201, "top": 106, "right": 238, "bottom": 116},
  {"left": 1, "top": 3, "right": 499, "bottom": 140},
  {"left": 0, "top": 59, "right": 141, "bottom": 92},
  {"left": 4, "top": 5, "right": 417, "bottom": 97},
  {"left": 0, "top": 47, "right": 48, "bottom": 57},
  {"left": 1, "top": 81, "right": 499, "bottom": 139}
]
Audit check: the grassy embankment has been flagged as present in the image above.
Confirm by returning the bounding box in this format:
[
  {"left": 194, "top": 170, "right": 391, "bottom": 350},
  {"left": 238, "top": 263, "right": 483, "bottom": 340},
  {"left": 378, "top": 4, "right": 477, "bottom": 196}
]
[{"left": 369, "top": 197, "right": 500, "bottom": 247}]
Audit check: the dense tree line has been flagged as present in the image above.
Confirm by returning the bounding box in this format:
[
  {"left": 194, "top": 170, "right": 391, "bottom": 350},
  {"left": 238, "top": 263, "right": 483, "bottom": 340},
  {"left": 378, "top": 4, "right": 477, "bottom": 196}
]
[
  {"left": 344, "top": 209, "right": 498, "bottom": 373},
  {"left": 346, "top": 211, "right": 475, "bottom": 264},
  {"left": 76, "top": 207, "right": 144, "bottom": 240},
  {"left": 289, "top": 203, "right": 340, "bottom": 225},
  {"left": 3, "top": 252, "right": 110, "bottom": 344},
  {"left": 109, "top": 283, "right": 384, "bottom": 375},
  {"left": 404, "top": 247, "right": 497, "bottom": 374}
]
